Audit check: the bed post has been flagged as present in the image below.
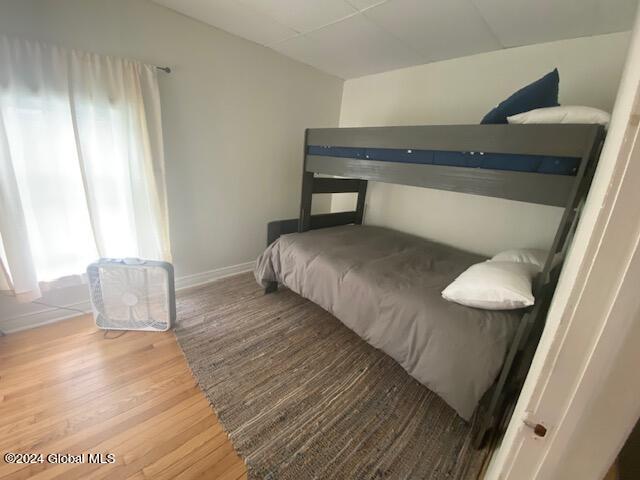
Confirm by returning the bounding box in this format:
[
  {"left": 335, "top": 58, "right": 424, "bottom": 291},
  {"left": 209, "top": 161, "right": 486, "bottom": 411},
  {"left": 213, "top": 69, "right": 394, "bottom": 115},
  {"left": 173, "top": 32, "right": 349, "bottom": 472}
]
[
  {"left": 264, "top": 129, "right": 370, "bottom": 295},
  {"left": 472, "top": 126, "right": 605, "bottom": 448},
  {"left": 540, "top": 128, "right": 604, "bottom": 282},
  {"left": 355, "top": 179, "right": 367, "bottom": 224},
  {"left": 299, "top": 129, "right": 313, "bottom": 233}
]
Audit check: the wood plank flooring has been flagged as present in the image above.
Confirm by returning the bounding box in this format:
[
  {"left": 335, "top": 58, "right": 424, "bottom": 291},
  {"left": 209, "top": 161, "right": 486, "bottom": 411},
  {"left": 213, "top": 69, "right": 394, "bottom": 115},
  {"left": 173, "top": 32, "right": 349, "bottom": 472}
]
[{"left": 0, "top": 315, "right": 247, "bottom": 480}]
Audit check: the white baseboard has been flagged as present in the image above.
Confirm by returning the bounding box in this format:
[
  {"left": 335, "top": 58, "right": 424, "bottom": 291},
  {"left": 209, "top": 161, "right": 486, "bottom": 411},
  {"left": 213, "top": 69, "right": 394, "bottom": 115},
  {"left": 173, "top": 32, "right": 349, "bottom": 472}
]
[
  {"left": 0, "top": 261, "right": 255, "bottom": 334},
  {"left": 174, "top": 261, "right": 254, "bottom": 291},
  {"left": 0, "top": 299, "right": 93, "bottom": 335}
]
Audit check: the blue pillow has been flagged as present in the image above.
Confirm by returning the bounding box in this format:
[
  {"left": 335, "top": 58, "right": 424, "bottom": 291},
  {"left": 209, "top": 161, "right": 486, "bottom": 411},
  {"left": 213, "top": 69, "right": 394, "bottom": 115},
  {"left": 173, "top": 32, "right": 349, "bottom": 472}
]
[{"left": 481, "top": 69, "right": 560, "bottom": 124}]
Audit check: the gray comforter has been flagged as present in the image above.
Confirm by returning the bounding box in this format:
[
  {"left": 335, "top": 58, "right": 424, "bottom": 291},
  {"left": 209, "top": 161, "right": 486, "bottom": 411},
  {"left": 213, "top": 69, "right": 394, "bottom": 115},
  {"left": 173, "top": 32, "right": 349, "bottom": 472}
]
[{"left": 255, "top": 225, "right": 519, "bottom": 420}]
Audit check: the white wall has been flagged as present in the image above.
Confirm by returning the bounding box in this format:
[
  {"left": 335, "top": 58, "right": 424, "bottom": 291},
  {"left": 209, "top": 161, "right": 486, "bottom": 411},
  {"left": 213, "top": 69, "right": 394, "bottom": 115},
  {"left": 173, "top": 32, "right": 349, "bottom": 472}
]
[
  {"left": 334, "top": 32, "right": 630, "bottom": 256},
  {"left": 0, "top": 0, "right": 343, "bottom": 331}
]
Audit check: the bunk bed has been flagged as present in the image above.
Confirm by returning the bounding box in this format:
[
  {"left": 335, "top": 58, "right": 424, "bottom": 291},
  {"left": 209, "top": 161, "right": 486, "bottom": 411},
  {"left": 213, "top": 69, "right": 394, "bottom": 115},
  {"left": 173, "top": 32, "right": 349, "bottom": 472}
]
[{"left": 255, "top": 123, "right": 605, "bottom": 446}]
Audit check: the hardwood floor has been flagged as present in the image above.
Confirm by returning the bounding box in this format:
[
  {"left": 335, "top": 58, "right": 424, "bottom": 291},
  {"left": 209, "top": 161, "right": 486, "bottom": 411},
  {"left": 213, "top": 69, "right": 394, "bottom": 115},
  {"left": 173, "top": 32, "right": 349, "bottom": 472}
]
[{"left": 0, "top": 315, "right": 247, "bottom": 480}]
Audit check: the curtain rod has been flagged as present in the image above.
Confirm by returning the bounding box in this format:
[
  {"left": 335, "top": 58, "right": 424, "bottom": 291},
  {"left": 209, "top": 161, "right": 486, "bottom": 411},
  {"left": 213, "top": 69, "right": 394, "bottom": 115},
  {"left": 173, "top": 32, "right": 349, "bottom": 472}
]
[{"left": 155, "top": 66, "right": 171, "bottom": 74}]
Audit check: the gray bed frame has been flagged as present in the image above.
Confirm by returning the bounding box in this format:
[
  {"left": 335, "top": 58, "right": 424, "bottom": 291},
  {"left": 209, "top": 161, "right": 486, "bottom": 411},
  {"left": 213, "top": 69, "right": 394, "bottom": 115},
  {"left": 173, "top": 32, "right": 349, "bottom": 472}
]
[{"left": 264, "top": 123, "right": 605, "bottom": 447}]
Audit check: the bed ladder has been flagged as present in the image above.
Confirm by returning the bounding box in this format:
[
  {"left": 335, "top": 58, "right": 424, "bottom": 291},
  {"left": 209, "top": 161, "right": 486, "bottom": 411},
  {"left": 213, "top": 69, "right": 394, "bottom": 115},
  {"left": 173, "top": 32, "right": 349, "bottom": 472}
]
[
  {"left": 264, "top": 160, "right": 368, "bottom": 294},
  {"left": 472, "top": 127, "right": 605, "bottom": 448}
]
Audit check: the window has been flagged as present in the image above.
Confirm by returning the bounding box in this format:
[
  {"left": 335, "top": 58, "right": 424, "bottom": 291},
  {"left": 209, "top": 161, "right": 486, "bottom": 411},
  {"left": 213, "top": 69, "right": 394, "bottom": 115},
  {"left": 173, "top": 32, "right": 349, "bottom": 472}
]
[{"left": 0, "top": 36, "right": 170, "bottom": 300}]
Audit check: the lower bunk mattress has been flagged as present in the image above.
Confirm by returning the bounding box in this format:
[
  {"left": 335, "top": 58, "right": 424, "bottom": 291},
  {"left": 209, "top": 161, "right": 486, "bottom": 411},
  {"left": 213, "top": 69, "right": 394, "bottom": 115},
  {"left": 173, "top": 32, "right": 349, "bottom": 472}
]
[{"left": 255, "top": 225, "right": 520, "bottom": 420}]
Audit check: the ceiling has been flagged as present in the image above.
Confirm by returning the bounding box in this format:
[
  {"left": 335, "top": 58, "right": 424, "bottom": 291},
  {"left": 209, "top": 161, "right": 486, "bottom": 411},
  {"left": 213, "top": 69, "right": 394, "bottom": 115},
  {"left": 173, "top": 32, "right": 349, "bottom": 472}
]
[{"left": 152, "top": 0, "right": 638, "bottom": 79}]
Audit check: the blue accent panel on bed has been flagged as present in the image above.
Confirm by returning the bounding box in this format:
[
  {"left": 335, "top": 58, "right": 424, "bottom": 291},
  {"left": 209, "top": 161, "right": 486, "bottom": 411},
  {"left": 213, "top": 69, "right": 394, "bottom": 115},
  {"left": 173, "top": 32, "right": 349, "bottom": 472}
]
[
  {"left": 307, "top": 145, "right": 579, "bottom": 176},
  {"left": 538, "top": 156, "right": 579, "bottom": 174},
  {"left": 365, "top": 148, "right": 434, "bottom": 164},
  {"left": 307, "top": 145, "right": 366, "bottom": 158},
  {"left": 434, "top": 151, "right": 482, "bottom": 168},
  {"left": 479, "top": 153, "right": 541, "bottom": 173}
]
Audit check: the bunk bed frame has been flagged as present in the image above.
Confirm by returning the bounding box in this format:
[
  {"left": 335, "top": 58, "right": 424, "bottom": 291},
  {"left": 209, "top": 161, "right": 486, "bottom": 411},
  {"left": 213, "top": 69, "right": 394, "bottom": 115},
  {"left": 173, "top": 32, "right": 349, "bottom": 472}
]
[{"left": 264, "top": 123, "right": 605, "bottom": 446}]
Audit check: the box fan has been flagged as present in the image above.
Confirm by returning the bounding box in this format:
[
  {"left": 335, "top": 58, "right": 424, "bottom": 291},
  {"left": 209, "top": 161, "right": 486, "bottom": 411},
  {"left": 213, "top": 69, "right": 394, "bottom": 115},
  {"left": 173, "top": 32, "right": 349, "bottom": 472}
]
[{"left": 87, "top": 258, "right": 176, "bottom": 332}]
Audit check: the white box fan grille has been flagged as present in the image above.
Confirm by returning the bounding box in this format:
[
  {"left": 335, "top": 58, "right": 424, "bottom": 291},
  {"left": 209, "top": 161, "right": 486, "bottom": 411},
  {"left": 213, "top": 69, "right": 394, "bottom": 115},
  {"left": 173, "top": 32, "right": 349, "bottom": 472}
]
[{"left": 87, "top": 259, "right": 176, "bottom": 331}]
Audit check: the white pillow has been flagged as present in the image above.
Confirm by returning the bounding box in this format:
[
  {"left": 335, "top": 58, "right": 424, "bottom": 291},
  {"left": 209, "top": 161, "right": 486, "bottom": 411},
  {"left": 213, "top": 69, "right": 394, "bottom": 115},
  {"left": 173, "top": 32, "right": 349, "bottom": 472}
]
[
  {"left": 507, "top": 106, "right": 611, "bottom": 127},
  {"left": 491, "top": 248, "right": 548, "bottom": 272},
  {"left": 442, "top": 261, "right": 535, "bottom": 310}
]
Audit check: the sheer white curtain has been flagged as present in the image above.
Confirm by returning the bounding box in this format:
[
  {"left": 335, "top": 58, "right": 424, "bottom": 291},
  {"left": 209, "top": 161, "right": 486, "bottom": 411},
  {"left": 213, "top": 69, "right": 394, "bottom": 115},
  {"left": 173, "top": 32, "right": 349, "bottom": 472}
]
[{"left": 0, "top": 36, "right": 171, "bottom": 301}]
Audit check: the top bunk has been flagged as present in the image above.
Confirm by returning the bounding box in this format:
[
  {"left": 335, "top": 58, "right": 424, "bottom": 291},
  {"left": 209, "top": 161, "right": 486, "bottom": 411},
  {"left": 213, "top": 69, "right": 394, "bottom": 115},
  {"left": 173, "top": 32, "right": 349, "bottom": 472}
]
[{"left": 304, "top": 124, "right": 605, "bottom": 208}]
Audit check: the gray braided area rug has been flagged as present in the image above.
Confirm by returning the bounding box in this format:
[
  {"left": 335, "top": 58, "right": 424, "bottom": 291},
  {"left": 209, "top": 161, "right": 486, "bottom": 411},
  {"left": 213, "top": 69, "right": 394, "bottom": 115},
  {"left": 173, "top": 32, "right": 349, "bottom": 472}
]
[{"left": 175, "top": 273, "right": 487, "bottom": 480}]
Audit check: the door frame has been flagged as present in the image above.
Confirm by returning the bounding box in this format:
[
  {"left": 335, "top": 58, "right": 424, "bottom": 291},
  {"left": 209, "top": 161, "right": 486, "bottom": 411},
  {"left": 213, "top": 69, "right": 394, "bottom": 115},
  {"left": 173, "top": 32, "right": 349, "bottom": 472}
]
[{"left": 486, "top": 8, "right": 640, "bottom": 479}]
